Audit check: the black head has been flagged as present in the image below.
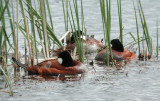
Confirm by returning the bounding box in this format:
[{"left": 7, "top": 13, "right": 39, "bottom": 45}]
[
  {"left": 71, "top": 30, "right": 84, "bottom": 44},
  {"left": 58, "top": 51, "right": 74, "bottom": 67},
  {"left": 111, "top": 39, "right": 124, "bottom": 52}
]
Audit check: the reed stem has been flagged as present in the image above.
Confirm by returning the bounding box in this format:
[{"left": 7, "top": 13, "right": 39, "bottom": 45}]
[
  {"left": 19, "top": 0, "right": 33, "bottom": 65},
  {"left": 0, "top": 57, "right": 14, "bottom": 96},
  {"left": 157, "top": 19, "right": 159, "bottom": 59},
  {"left": 117, "top": 0, "right": 123, "bottom": 43},
  {"left": 40, "top": 0, "right": 50, "bottom": 59},
  {"left": 132, "top": 0, "right": 140, "bottom": 56},
  {"left": 100, "top": 0, "right": 112, "bottom": 66}
]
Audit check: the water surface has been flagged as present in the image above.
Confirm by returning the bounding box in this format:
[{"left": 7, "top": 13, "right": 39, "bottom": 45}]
[{"left": 1, "top": 0, "right": 160, "bottom": 101}]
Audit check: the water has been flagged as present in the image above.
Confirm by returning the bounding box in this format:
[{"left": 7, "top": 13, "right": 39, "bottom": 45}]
[
  {"left": 1, "top": 0, "right": 160, "bottom": 101},
  {"left": 1, "top": 60, "right": 160, "bottom": 101}
]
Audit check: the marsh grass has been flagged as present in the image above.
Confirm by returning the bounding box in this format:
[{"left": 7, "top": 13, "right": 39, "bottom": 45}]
[
  {"left": 46, "top": 0, "right": 54, "bottom": 30},
  {"left": 0, "top": 57, "right": 14, "bottom": 96},
  {"left": 157, "top": 20, "right": 159, "bottom": 59},
  {"left": 117, "top": 0, "right": 123, "bottom": 44},
  {"left": 62, "top": 0, "right": 68, "bottom": 32},
  {"left": 0, "top": 0, "right": 159, "bottom": 97},
  {"left": 19, "top": 0, "right": 33, "bottom": 65},
  {"left": 100, "top": 0, "right": 112, "bottom": 66},
  {"left": 62, "top": 0, "right": 85, "bottom": 62},
  {"left": 0, "top": 0, "right": 156, "bottom": 68},
  {"left": 132, "top": 0, "right": 140, "bottom": 56},
  {"left": 40, "top": 0, "right": 50, "bottom": 59},
  {"left": 130, "top": 0, "right": 153, "bottom": 60},
  {"left": 26, "top": 0, "right": 37, "bottom": 63},
  {"left": 0, "top": 0, "right": 16, "bottom": 95},
  {"left": 137, "top": 0, "right": 152, "bottom": 55},
  {"left": 19, "top": 0, "right": 63, "bottom": 61}
]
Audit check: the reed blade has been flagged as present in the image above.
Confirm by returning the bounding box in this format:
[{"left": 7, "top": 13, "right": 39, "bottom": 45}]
[
  {"left": 117, "top": 0, "right": 123, "bottom": 43},
  {"left": 157, "top": 19, "right": 159, "bottom": 59},
  {"left": 99, "top": 0, "right": 112, "bottom": 66},
  {"left": 132, "top": 0, "right": 140, "bottom": 56}
]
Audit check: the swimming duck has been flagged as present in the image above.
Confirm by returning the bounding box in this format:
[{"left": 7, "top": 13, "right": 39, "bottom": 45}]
[
  {"left": 12, "top": 51, "right": 86, "bottom": 76},
  {"left": 95, "top": 39, "right": 137, "bottom": 62},
  {"left": 53, "top": 31, "right": 104, "bottom": 55}
]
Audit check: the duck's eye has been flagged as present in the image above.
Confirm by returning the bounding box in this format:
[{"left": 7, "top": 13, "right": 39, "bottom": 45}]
[{"left": 57, "top": 58, "right": 63, "bottom": 64}]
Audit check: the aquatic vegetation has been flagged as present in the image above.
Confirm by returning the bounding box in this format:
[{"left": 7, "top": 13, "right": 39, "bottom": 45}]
[
  {"left": 137, "top": 0, "right": 152, "bottom": 55},
  {"left": 0, "top": 0, "right": 159, "bottom": 98},
  {"left": 156, "top": 20, "right": 159, "bottom": 59},
  {"left": 99, "top": 0, "right": 112, "bottom": 66},
  {"left": 131, "top": 0, "right": 153, "bottom": 60},
  {"left": 133, "top": 0, "right": 141, "bottom": 57},
  {"left": 62, "top": 0, "right": 85, "bottom": 62},
  {"left": 117, "top": 0, "right": 123, "bottom": 44},
  {"left": 0, "top": 0, "right": 15, "bottom": 96},
  {"left": 0, "top": 57, "right": 14, "bottom": 96}
]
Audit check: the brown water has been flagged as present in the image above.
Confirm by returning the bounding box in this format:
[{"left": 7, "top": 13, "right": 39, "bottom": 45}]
[{"left": 1, "top": 0, "right": 160, "bottom": 101}]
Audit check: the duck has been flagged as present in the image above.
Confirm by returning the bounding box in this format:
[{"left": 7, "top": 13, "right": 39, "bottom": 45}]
[
  {"left": 12, "top": 51, "right": 86, "bottom": 76},
  {"left": 52, "top": 31, "right": 104, "bottom": 55},
  {"left": 95, "top": 39, "right": 137, "bottom": 62},
  {"left": 82, "top": 36, "right": 105, "bottom": 53}
]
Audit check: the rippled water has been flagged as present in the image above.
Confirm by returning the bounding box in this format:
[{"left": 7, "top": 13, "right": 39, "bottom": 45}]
[{"left": 1, "top": 0, "right": 160, "bottom": 101}]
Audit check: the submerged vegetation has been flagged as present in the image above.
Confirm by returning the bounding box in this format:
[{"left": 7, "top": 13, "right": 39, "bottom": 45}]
[{"left": 0, "top": 0, "right": 159, "bottom": 97}]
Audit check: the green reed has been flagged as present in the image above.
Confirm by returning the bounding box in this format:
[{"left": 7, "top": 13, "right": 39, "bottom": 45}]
[
  {"left": 26, "top": 0, "right": 37, "bottom": 63},
  {"left": 17, "top": 0, "right": 63, "bottom": 63},
  {"left": 132, "top": 0, "right": 140, "bottom": 56},
  {"left": 137, "top": 0, "right": 152, "bottom": 55},
  {"left": 0, "top": 0, "right": 17, "bottom": 85},
  {"left": 81, "top": 0, "right": 85, "bottom": 33},
  {"left": 62, "top": 0, "right": 69, "bottom": 32},
  {"left": 26, "top": 2, "right": 63, "bottom": 47},
  {"left": 128, "top": 32, "right": 136, "bottom": 42},
  {"left": 40, "top": 0, "right": 50, "bottom": 59},
  {"left": 16, "top": 0, "right": 20, "bottom": 60},
  {"left": 157, "top": 20, "right": 159, "bottom": 59},
  {"left": 19, "top": 0, "right": 34, "bottom": 65},
  {"left": 7, "top": 0, "right": 15, "bottom": 44},
  {"left": 62, "top": 0, "right": 85, "bottom": 62},
  {"left": 0, "top": 0, "right": 15, "bottom": 64},
  {"left": 100, "top": 0, "right": 112, "bottom": 66},
  {"left": 46, "top": 0, "right": 54, "bottom": 30},
  {"left": 0, "top": 0, "right": 9, "bottom": 21},
  {"left": 117, "top": 0, "right": 123, "bottom": 44},
  {"left": 0, "top": 57, "right": 14, "bottom": 96}
]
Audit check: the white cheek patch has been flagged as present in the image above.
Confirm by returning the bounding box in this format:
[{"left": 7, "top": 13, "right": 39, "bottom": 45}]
[
  {"left": 110, "top": 44, "right": 112, "bottom": 47},
  {"left": 80, "top": 35, "right": 86, "bottom": 40},
  {"left": 57, "top": 58, "right": 63, "bottom": 64}
]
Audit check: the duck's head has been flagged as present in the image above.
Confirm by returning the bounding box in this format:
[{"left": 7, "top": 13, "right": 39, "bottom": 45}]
[
  {"left": 57, "top": 51, "right": 74, "bottom": 67},
  {"left": 111, "top": 39, "right": 124, "bottom": 52},
  {"left": 70, "top": 30, "right": 85, "bottom": 44}
]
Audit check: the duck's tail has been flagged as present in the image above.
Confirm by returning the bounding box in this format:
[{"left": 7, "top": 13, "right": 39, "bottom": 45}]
[{"left": 12, "top": 57, "right": 27, "bottom": 69}]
